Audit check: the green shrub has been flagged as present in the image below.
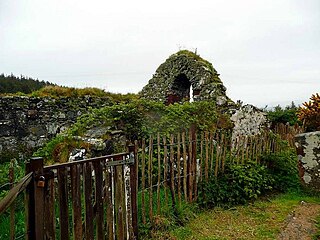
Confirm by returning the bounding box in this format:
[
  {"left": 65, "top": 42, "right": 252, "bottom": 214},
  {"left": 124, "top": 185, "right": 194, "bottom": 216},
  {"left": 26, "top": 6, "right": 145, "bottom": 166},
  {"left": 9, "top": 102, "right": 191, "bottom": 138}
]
[
  {"left": 0, "top": 159, "right": 25, "bottom": 199},
  {"left": 262, "top": 150, "right": 300, "bottom": 191},
  {"left": 31, "top": 85, "right": 108, "bottom": 98},
  {"left": 267, "top": 102, "right": 299, "bottom": 126},
  {"left": 199, "top": 162, "right": 274, "bottom": 207},
  {"left": 37, "top": 100, "right": 228, "bottom": 163}
]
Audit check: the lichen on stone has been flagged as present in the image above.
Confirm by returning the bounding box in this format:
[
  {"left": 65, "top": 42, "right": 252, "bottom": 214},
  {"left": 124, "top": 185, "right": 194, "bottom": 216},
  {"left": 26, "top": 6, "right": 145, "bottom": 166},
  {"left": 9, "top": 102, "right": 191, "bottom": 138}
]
[
  {"left": 140, "top": 50, "right": 233, "bottom": 106},
  {"left": 295, "top": 131, "right": 320, "bottom": 191}
]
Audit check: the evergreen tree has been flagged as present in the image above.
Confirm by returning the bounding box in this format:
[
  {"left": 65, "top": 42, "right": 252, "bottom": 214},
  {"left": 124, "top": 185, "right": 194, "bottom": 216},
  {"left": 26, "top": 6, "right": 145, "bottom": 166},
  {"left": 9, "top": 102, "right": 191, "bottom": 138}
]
[{"left": 0, "top": 73, "right": 55, "bottom": 94}]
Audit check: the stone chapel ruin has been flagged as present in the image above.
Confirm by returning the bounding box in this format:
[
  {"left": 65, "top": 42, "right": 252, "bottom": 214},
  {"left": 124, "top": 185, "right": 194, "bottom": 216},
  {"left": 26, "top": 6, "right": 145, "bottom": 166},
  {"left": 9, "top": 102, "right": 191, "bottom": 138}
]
[{"left": 140, "top": 50, "right": 233, "bottom": 106}]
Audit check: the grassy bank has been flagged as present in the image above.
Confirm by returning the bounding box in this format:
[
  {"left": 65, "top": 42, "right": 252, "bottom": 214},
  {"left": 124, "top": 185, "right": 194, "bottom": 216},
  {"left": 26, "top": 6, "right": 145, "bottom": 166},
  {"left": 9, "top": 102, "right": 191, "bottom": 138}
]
[{"left": 169, "top": 191, "right": 320, "bottom": 240}]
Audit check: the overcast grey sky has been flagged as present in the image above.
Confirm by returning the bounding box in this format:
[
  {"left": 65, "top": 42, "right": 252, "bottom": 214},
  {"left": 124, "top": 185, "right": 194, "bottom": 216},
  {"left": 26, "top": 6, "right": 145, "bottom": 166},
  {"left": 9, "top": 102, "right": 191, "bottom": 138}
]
[{"left": 1, "top": 0, "right": 319, "bottom": 107}]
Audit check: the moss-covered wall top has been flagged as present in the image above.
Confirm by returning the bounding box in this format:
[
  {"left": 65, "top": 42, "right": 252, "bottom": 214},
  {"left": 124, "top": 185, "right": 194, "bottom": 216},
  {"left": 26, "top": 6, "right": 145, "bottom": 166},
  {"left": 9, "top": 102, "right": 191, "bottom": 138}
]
[
  {"left": 0, "top": 96, "right": 112, "bottom": 162},
  {"left": 140, "top": 50, "right": 232, "bottom": 105}
]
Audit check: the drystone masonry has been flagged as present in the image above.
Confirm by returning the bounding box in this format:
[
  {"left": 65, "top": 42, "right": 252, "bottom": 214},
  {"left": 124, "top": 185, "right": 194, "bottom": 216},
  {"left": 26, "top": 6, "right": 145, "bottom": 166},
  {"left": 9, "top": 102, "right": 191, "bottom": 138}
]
[
  {"left": 140, "top": 50, "right": 233, "bottom": 106},
  {"left": 295, "top": 131, "right": 320, "bottom": 191},
  {"left": 0, "top": 96, "right": 112, "bottom": 161},
  {"left": 231, "top": 104, "right": 269, "bottom": 138}
]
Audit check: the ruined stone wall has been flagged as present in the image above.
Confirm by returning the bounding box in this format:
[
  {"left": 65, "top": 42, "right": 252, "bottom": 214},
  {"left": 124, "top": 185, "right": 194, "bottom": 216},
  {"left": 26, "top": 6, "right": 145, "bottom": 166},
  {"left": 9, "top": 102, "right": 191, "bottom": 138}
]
[
  {"left": 140, "top": 50, "right": 233, "bottom": 106},
  {"left": 0, "top": 96, "right": 112, "bottom": 161},
  {"left": 295, "top": 131, "right": 320, "bottom": 191},
  {"left": 231, "top": 104, "right": 269, "bottom": 138}
]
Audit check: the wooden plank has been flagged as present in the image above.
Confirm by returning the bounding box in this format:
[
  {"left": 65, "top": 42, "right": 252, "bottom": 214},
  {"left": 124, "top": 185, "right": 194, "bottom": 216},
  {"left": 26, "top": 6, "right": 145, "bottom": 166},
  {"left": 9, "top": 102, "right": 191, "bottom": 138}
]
[
  {"left": 157, "top": 133, "right": 161, "bottom": 214},
  {"left": 163, "top": 136, "right": 169, "bottom": 206},
  {"left": 83, "top": 163, "right": 94, "bottom": 240},
  {"left": 104, "top": 161, "right": 114, "bottom": 240},
  {"left": 241, "top": 136, "right": 245, "bottom": 164},
  {"left": 177, "top": 132, "right": 182, "bottom": 206},
  {"left": 44, "top": 152, "right": 129, "bottom": 171},
  {"left": 205, "top": 131, "right": 209, "bottom": 181},
  {"left": 44, "top": 176, "right": 56, "bottom": 240},
  {"left": 57, "top": 167, "right": 70, "bottom": 240},
  {"left": 25, "top": 162, "right": 32, "bottom": 240},
  {"left": 94, "top": 161, "right": 104, "bottom": 240},
  {"left": 247, "top": 136, "right": 251, "bottom": 161},
  {"left": 219, "top": 134, "right": 225, "bottom": 174},
  {"left": 188, "top": 128, "right": 193, "bottom": 202},
  {"left": 33, "top": 158, "right": 45, "bottom": 240},
  {"left": 130, "top": 143, "right": 139, "bottom": 239},
  {"left": 250, "top": 136, "right": 254, "bottom": 159},
  {"left": 210, "top": 132, "right": 215, "bottom": 172},
  {"left": 148, "top": 136, "right": 153, "bottom": 221},
  {"left": 9, "top": 162, "right": 15, "bottom": 240},
  {"left": 182, "top": 131, "right": 187, "bottom": 201},
  {"left": 245, "top": 136, "right": 249, "bottom": 161},
  {"left": 221, "top": 134, "right": 227, "bottom": 173},
  {"left": 199, "top": 131, "right": 203, "bottom": 182},
  {"left": 236, "top": 136, "right": 240, "bottom": 163},
  {"left": 191, "top": 125, "right": 198, "bottom": 201},
  {"left": 254, "top": 135, "right": 259, "bottom": 162},
  {"left": 25, "top": 157, "right": 44, "bottom": 240},
  {"left": 170, "top": 134, "right": 176, "bottom": 207},
  {"left": 70, "top": 165, "right": 82, "bottom": 240},
  {"left": 114, "top": 156, "right": 125, "bottom": 240},
  {"left": 257, "top": 134, "right": 262, "bottom": 163},
  {"left": 214, "top": 133, "right": 221, "bottom": 177},
  {"left": 141, "top": 139, "right": 146, "bottom": 224}
]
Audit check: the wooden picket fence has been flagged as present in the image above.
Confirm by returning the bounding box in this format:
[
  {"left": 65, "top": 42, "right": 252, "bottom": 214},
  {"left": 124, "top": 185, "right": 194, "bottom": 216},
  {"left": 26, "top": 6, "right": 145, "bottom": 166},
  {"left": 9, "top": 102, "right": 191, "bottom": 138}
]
[
  {"left": 273, "top": 123, "right": 304, "bottom": 148},
  {"left": 0, "top": 147, "right": 138, "bottom": 240},
  {"left": 0, "top": 123, "right": 303, "bottom": 238},
  {"left": 136, "top": 125, "right": 298, "bottom": 223}
]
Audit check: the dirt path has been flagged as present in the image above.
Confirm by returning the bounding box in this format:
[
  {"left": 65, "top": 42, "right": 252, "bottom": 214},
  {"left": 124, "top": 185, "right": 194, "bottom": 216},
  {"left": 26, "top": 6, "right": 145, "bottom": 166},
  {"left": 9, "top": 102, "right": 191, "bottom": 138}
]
[{"left": 278, "top": 202, "right": 320, "bottom": 240}]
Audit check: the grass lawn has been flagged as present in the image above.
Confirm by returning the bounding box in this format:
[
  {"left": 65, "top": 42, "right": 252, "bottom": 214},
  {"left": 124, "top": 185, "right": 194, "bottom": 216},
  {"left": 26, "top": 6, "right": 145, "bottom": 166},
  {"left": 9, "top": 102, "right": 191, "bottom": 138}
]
[{"left": 170, "top": 191, "right": 320, "bottom": 240}]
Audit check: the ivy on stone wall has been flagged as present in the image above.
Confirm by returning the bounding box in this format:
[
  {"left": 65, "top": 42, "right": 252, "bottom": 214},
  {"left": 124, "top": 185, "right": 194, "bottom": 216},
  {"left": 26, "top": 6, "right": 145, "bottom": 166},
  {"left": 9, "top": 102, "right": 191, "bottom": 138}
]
[{"left": 35, "top": 100, "right": 231, "bottom": 163}]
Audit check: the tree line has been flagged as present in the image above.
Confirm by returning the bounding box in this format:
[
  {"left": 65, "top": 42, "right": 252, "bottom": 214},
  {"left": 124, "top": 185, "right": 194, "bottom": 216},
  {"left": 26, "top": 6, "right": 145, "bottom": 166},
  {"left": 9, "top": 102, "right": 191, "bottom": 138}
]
[{"left": 0, "top": 73, "right": 54, "bottom": 94}]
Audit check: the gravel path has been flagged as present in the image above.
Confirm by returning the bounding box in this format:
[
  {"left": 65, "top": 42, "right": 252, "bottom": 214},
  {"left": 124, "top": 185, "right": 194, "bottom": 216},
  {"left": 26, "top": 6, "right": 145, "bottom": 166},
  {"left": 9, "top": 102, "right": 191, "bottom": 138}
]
[{"left": 278, "top": 202, "right": 320, "bottom": 240}]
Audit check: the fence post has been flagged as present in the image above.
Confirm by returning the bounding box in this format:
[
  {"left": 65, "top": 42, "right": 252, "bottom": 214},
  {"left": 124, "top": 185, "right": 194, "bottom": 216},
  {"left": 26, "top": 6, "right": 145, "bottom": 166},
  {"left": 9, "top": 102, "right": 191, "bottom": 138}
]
[
  {"left": 25, "top": 157, "right": 44, "bottom": 240},
  {"left": 129, "top": 144, "right": 138, "bottom": 239},
  {"left": 9, "top": 160, "right": 15, "bottom": 240}
]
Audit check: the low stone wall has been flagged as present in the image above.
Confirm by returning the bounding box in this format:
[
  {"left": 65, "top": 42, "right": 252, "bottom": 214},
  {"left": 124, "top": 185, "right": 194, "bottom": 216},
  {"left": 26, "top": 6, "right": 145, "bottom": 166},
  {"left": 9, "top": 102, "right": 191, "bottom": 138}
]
[
  {"left": 295, "top": 131, "right": 320, "bottom": 191},
  {"left": 0, "top": 96, "right": 112, "bottom": 162}
]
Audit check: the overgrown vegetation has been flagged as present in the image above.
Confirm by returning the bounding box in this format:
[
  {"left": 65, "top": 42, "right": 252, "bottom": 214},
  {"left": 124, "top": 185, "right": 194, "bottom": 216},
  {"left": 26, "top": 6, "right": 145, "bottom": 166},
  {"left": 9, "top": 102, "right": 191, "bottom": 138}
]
[
  {"left": 30, "top": 85, "right": 108, "bottom": 98},
  {"left": 138, "top": 143, "right": 301, "bottom": 239},
  {"left": 262, "top": 150, "right": 300, "bottom": 191},
  {"left": 0, "top": 160, "right": 26, "bottom": 239},
  {"left": 171, "top": 191, "right": 320, "bottom": 240},
  {"left": 197, "top": 149, "right": 299, "bottom": 208},
  {"left": 30, "top": 85, "right": 139, "bottom": 102},
  {"left": 175, "top": 50, "right": 216, "bottom": 73},
  {"left": 35, "top": 100, "right": 228, "bottom": 163},
  {"left": 199, "top": 162, "right": 274, "bottom": 207},
  {"left": 0, "top": 81, "right": 314, "bottom": 239},
  {"left": 266, "top": 101, "right": 300, "bottom": 127},
  {"left": 297, "top": 93, "right": 320, "bottom": 132},
  {"left": 0, "top": 159, "right": 25, "bottom": 199},
  {"left": 0, "top": 73, "right": 54, "bottom": 94}
]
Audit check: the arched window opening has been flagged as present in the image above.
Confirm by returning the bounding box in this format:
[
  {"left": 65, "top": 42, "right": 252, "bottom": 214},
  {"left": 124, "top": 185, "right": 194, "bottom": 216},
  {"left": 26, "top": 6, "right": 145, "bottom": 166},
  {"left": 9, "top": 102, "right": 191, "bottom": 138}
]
[
  {"left": 171, "top": 74, "right": 191, "bottom": 103},
  {"left": 190, "top": 86, "right": 194, "bottom": 102}
]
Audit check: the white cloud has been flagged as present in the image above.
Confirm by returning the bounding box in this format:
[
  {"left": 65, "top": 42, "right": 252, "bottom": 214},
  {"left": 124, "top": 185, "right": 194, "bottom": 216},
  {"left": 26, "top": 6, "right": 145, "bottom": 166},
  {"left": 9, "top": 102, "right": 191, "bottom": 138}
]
[{"left": 0, "top": 0, "right": 319, "bottom": 107}]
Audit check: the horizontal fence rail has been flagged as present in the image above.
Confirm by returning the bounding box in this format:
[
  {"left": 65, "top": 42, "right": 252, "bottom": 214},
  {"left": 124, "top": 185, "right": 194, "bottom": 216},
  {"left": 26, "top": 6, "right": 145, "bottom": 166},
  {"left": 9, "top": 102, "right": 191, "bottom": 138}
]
[{"left": 0, "top": 173, "right": 32, "bottom": 215}]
